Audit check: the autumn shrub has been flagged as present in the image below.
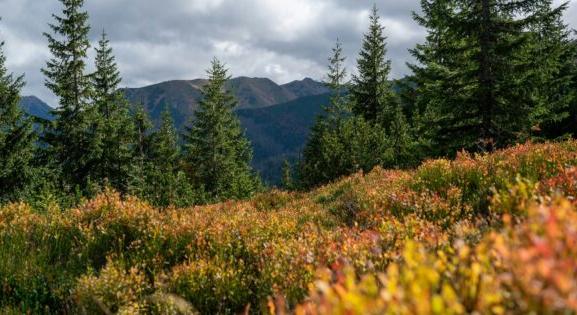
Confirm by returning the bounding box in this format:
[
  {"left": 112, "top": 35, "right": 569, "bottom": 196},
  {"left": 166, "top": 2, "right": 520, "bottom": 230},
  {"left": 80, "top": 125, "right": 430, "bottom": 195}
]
[
  {"left": 1, "top": 141, "right": 577, "bottom": 314},
  {"left": 74, "top": 259, "right": 151, "bottom": 314},
  {"left": 292, "top": 197, "right": 577, "bottom": 315},
  {"left": 491, "top": 200, "right": 577, "bottom": 313},
  {"left": 167, "top": 257, "right": 255, "bottom": 314}
]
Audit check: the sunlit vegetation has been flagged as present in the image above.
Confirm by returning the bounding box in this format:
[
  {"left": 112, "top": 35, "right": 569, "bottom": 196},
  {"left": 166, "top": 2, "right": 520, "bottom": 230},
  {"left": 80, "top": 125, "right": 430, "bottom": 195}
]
[{"left": 1, "top": 141, "right": 576, "bottom": 314}]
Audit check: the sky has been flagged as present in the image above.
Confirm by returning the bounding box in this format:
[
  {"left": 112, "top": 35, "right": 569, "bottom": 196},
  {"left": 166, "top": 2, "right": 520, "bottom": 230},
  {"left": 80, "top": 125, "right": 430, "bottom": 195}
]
[{"left": 0, "top": 0, "right": 576, "bottom": 106}]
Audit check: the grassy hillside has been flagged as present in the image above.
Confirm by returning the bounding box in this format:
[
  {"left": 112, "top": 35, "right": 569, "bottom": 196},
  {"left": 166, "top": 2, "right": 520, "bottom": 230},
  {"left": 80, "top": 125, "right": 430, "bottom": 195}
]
[{"left": 1, "top": 141, "right": 577, "bottom": 314}]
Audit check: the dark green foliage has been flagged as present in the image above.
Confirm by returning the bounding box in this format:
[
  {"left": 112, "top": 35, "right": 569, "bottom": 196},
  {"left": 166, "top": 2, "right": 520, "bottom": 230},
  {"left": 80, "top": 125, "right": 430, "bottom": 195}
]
[
  {"left": 90, "top": 32, "right": 135, "bottom": 192},
  {"left": 0, "top": 40, "right": 36, "bottom": 202},
  {"left": 299, "top": 115, "right": 391, "bottom": 189},
  {"left": 410, "top": 0, "right": 573, "bottom": 155},
  {"left": 184, "top": 59, "right": 261, "bottom": 202},
  {"left": 524, "top": 2, "right": 575, "bottom": 138},
  {"left": 148, "top": 110, "right": 197, "bottom": 207},
  {"left": 351, "top": 6, "right": 415, "bottom": 166},
  {"left": 41, "top": 0, "right": 98, "bottom": 194},
  {"left": 351, "top": 5, "right": 397, "bottom": 124},
  {"left": 129, "top": 108, "right": 198, "bottom": 207},
  {"left": 298, "top": 41, "right": 393, "bottom": 189},
  {"left": 128, "top": 103, "right": 153, "bottom": 197},
  {"left": 538, "top": 21, "right": 577, "bottom": 138}
]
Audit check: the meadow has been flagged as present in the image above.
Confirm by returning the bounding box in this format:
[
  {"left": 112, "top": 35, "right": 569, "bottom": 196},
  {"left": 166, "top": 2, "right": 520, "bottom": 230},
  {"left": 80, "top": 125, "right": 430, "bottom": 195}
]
[{"left": 1, "top": 140, "right": 577, "bottom": 314}]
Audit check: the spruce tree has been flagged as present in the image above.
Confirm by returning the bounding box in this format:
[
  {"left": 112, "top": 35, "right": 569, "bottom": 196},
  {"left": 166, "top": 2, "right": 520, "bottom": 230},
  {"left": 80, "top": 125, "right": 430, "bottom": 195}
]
[
  {"left": 410, "top": 0, "right": 571, "bottom": 154},
  {"left": 527, "top": 1, "right": 576, "bottom": 139},
  {"left": 325, "top": 39, "right": 349, "bottom": 122},
  {"left": 0, "top": 40, "right": 36, "bottom": 201},
  {"left": 145, "top": 110, "right": 195, "bottom": 207},
  {"left": 351, "top": 5, "right": 414, "bottom": 167},
  {"left": 409, "top": 0, "right": 457, "bottom": 156},
  {"left": 299, "top": 40, "right": 351, "bottom": 188},
  {"left": 184, "top": 58, "right": 260, "bottom": 201},
  {"left": 127, "top": 103, "right": 152, "bottom": 198},
  {"left": 351, "top": 5, "right": 396, "bottom": 125},
  {"left": 91, "top": 31, "right": 135, "bottom": 192},
  {"left": 42, "top": 0, "right": 97, "bottom": 193},
  {"left": 298, "top": 41, "right": 391, "bottom": 188}
]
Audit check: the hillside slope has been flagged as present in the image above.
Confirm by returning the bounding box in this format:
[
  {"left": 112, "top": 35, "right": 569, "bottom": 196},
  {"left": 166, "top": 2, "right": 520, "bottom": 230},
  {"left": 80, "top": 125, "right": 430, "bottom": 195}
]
[
  {"left": 238, "top": 93, "right": 330, "bottom": 183},
  {"left": 2, "top": 141, "right": 577, "bottom": 314}
]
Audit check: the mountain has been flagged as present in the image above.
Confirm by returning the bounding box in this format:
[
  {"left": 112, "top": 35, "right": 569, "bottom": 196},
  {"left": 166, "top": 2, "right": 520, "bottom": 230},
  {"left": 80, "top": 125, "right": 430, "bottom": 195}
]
[
  {"left": 282, "top": 78, "right": 330, "bottom": 98},
  {"left": 19, "top": 96, "right": 53, "bottom": 120},
  {"left": 237, "top": 93, "right": 330, "bottom": 183},
  {"left": 121, "top": 77, "right": 330, "bottom": 130}
]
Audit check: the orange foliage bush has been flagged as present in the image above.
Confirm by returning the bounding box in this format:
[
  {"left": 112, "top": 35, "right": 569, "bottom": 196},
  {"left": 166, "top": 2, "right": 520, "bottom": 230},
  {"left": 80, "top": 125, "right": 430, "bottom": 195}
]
[{"left": 1, "top": 141, "right": 577, "bottom": 314}]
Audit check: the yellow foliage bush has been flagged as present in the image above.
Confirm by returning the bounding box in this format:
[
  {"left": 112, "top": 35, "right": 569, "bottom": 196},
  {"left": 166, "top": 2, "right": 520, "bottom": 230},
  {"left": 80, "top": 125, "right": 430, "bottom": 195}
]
[{"left": 1, "top": 141, "right": 577, "bottom": 314}]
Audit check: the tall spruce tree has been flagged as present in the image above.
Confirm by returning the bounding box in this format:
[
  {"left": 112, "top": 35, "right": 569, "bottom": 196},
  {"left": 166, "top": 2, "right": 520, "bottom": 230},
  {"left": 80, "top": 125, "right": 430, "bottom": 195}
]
[
  {"left": 326, "top": 39, "right": 349, "bottom": 122},
  {"left": 299, "top": 40, "right": 351, "bottom": 187},
  {"left": 410, "top": 0, "right": 571, "bottom": 154},
  {"left": 0, "top": 39, "right": 36, "bottom": 201},
  {"left": 298, "top": 41, "right": 391, "bottom": 189},
  {"left": 351, "top": 5, "right": 397, "bottom": 125},
  {"left": 184, "top": 58, "right": 260, "bottom": 201},
  {"left": 42, "top": 0, "right": 98, "bottom": 193},
  {"left": 351, "top": 5, "right": 414, "bottom": 167},
  {"left": 91, "top": 31, "right": 135, "bottom": 192}
]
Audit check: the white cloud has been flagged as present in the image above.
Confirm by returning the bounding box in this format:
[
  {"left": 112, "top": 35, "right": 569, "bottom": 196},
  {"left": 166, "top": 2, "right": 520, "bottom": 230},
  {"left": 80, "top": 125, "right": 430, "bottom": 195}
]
[{"left": 0, "top": 0, "right": 575, "bottom": 106}]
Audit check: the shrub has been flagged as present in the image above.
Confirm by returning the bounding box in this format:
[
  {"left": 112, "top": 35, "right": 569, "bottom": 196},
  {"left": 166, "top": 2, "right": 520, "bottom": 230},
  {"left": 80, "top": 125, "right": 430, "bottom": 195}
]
[{"left": 1, "top": 141, "right": 577, "bottom": 313}]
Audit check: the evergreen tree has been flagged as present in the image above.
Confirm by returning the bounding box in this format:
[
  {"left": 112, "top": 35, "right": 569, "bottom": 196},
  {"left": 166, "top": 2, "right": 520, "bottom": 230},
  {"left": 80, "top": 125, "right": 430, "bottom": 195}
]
[
  {"left": 42, "top": 0, "right": 98, "bottom": 193},
  {"left": 325, "top": 39, "right": 349, "bottom": 122},
  {"left": 184, "top": 58, "right": 260, "bottom": 201},
  {"left": 409, "top": 0, "right": 457, "bottom": 156},
  {"left": 529, "top": 2, "right": 577, "bottom": 139},
  {"left": 91, "top": 31, "right": 135, "bottom": 192},
  {"left": 410, "top": 0, "right": 571, "bottom": 154},
  {"left": 298, "top": 41, "right": 391, "bottom": 188},
  {"left": 127, "top": 103, "right": 152, "bottom": 198},
  {"left": 299, "top": 40, "right": 351, "bottom": 188},
  {"left": 351, "top": 5, "right": 396, "bottom": 125},
  {"left": 388, "top": 104, "right": 415, "bottom": 166},
  {"left": 0, "top": 39, "right": 36, "bottom": 201},
  {"left": 145, "top": 110, "right": 196, "bottom": 207},
  {"left": 351, "top": 5, "right": 414, "bottom": 166}
]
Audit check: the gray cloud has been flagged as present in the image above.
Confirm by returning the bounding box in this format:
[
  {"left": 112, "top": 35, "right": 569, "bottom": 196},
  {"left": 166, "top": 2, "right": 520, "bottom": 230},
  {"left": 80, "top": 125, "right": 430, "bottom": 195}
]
[{"left": 0, "top": 0, "right": 575, "bottom": 106}]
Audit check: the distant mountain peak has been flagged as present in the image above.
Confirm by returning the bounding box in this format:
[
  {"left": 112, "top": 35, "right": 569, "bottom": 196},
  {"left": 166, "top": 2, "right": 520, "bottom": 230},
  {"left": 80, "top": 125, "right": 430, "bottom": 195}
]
[
  {"left": 281, "top": 77, "right": 329, "bottom": 98},
  {"left": 19, "top": 96, "right": 54, "bottom": 120}
]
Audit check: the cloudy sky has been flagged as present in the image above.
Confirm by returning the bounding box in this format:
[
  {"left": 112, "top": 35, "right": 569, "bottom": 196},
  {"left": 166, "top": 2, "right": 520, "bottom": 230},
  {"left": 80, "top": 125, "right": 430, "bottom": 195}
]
[{"left": 0, "top": 0, "right": 576, "bottom": 105}]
